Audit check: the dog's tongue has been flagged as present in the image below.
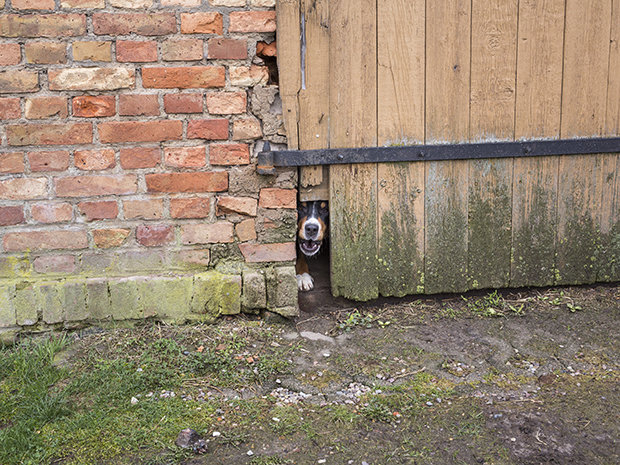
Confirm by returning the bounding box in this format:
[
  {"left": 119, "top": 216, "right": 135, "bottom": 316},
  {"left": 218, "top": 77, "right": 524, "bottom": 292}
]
[{"left": 305, "top": 241, "right": 318, "bottom": 251}]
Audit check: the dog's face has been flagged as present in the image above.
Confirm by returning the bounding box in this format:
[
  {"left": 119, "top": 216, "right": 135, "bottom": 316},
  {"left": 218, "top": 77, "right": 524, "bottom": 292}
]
[{"left": 297, "top": 201, "right": 328, "bottom": 257}]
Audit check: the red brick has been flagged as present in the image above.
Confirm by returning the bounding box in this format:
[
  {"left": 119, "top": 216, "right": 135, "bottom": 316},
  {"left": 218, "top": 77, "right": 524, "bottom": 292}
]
[
  {"left": 259, "top": 188, "right": 297, "bottom": 209},
  {"left": 0, "top": 152, "right": 25, "bottom": 173},
  {"left": 142, "top": 66, "right": 225, "bottom": 89},
  {"left": 0, "top": 206, "right": 24, "bottom": 226},
  {"left": 93, "top": 13, "right": 176, "bottom": 36},
  {"left": 24, "top": 42, "right": 66, "bottom": 64},
  {"left": 119, "top": 147, "right": 160, "bottom": 169},
  {"left": 31, "top": 202, "right": 73, "bottom": 223},
  {"left": 6, "top": 123, "right": 92, "bottom": 146},
  {"left": 180, "top": 12, "right": 223, "bottom": 34},
  {"left": 0, "top": 70, "right": 39, "bottom": 93},
  {"left": 207, "top": 38, "right": 247, "bottom": 59},
  {"left": 123, "top": 199, "right": 163, "bottom": 219},
  {"left": 210, "top": 143, "right": 250, "bottom": 165},
  {"left": 118, "top": 94, "right": 159, "bottom": 116},
  {"left": 3, "top": 230, "right": 88, "bottom": 252},
  {"left": 0, "top": 43, "right": 20, "bottom": 65},
  {"left": 256, "top": 40, "right": 276, "bottom": 57},
  {"left": 55, "top": 174, "right": 137, "bottom": 197},
  {"left": 98, "top": 120, "right": 182, "bottom": 143},
  {"left": 92, "top": 228, "right": 130, "bottom": 248},
  {"left": 161, "top": 38, "right": 203, "bottom": 61},
  {"left": 33, "top": 255, "right": 76, "bottom": 273},
  {"left": 187, "top": 119, "right": 228, "bottom": 140},
  {"left": 170, "top": 197, "right": 211, "bottom": 218},
  {"left": 229, "top": 65, "right": 269, "bottom": 86},
  {"left": 0, "top": 98, "right": 20, "bottom": 119},
  {"left": 164, "top": 146, "right": 206, "bottom": 168},
  {"left": 136, "top": 224, "right": 174, "bottom": 246},
  {"left": 206, "top": 92, "right": 246, "bottom": 115},
  {"left": 216, "top": 196, "right": 257, "bottom": 216},
  {"left": 235, "top": 218, "right": 256, "bottom": 242},
  {"left": 116, "top": 40, "right": 157, "bottom": 63},
  {"left": 12, "top": 0, "right": 55, "bottom": 9},
  {"left": 0, "top": 14, "right": 87, "bottom": 38},
  {"left": 229, "top": 11, "right": 276, "bottom": 33},
  {"left": 24, "top": 97, "right": 68, "bottom": 119},
  {"left": 233, "top": 118, "right": 262, "bottom": 140},
  {"left": 72, "top": 95, "right": 115, "bottom": 117},
  {"left": 146, "top": 171, "right": 228, "bottom": 193},
  {"left": 164, "top": 93, "right": 203, "bottom": 114},
  {"left": 28, "top": 151, "right": 70, "bottom": 172},
  {"left": 180, "top": 222, "right": 233, "bottom": 244},
  {"left": 74, "top": 149, "right": 116, "bottom": 171},
  {"left": 78, "top": 200, "right": 118, "bottom": 221},
  {"left": 238, "top": 242, "right": 296, "bottom": 263},
  {"left": 0, "top": 178, "right": 47, "bottom": 200}
]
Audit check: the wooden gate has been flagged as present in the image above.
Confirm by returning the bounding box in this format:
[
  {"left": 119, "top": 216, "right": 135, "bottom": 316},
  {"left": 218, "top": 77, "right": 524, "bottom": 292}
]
[{"left": 278, "top": 0, "right": 619, "bottom": 300}]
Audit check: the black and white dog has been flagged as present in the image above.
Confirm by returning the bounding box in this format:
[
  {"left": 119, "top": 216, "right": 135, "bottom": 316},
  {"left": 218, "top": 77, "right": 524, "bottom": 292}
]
[{"left": 296, "top": 201, "right": 328, "bottom": 291}]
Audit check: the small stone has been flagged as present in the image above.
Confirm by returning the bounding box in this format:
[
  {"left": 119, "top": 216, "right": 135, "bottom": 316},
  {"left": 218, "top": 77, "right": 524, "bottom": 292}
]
[
  {"left": 247, "top": 450, "right": 254, "bottom": 456},
  {"left": 212, "top": 431, "right": 221, "bottom": 437},
  {"left": 131, "top": 397, "right": 139, "bottom": 404},
  {"left": 426, "top": 401, "right": 433, "bottom": 406}
]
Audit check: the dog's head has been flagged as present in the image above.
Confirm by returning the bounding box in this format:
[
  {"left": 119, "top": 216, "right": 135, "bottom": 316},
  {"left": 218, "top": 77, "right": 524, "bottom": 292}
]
[{"left": 297, "top": 200, "right": 328, "bottom": 257}]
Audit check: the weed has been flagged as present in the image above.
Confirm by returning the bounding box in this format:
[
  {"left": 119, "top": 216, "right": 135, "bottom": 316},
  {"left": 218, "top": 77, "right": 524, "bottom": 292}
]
[
  {"left": 249, "top": 456, "right": 292, "bottom": 465},
  {"left": 338, "top": 309, "right": 374, "bottom": 332}
]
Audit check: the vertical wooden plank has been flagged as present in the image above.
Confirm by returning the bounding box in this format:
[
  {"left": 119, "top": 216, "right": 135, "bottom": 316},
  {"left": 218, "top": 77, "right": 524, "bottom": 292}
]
[
  {"left": 377, "top": 0, "right": 425, "bottom": 297},
  {"left": 606, "top": 0, "right": 620, "bottom": 135},
  {"left": 425, "top": 0, "right": 471, "bottom": 294},
  {"left": 511, "top": 0, "right": 564, "bottom": 287},
  {"left": 594, "top": 154, "right": 618, "bottom": 282},
  {"left": 329, "top": 0, "right": 378, "bottom": 300},
  {"left": 467, "top": 0, "right": 518, "bottom": 290}
]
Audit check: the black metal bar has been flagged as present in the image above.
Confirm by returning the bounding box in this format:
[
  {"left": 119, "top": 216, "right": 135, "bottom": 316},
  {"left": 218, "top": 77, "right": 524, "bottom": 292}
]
[{"left": 257, "top": 137, "right": 620, "bottom": 172}]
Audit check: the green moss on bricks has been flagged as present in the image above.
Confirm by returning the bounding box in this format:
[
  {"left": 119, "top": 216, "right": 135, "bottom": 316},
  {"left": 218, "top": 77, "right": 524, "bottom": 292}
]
[
  {"left": 39, "top": 281, "right": 65, "bottom": 324},
  {"left": 191, "top": 272, "right": 241, "bottom": 319},
  {"left": 14, "top": 282, "right": 38, "bottom": 326},
  {"left": 266, "top": 266, "right": 298, "bottom": 316},
  {"left": 242, "top": 270, "right": 267, "bottom": 312},
  {"left": 109, "top": 277, "right": 143, "bottom": 321},
  {"left": 64, "top": 280, "right": 88, "bottom": 323},
  {"left": 139, "top": 276, "right": 193, "bottom": 323},
  {"left": 0, "top": 284, "right": 16, "bottom": 328},
  {"left": 86, "top": 278, "right": 112, "bottom": 321}
]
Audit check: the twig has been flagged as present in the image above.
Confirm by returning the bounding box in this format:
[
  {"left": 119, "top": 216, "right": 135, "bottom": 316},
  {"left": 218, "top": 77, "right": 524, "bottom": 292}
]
[
  {"left": 392, "top": 367, "right": 426, "bottom": 380},
  {"left": 534, "top": 428, "right": 547, "bottom": 445}
]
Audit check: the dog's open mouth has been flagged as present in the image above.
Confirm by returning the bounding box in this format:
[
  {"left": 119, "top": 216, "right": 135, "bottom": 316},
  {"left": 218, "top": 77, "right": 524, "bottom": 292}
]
[{"left": 299, "top": 239, "right": 321, "bottom": 256}]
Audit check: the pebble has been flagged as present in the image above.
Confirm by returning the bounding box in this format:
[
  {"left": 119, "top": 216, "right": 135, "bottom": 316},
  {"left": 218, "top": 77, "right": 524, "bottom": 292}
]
[
  {"left": 247, "top": 450, "right": 254, "bottom": 456},
  {"left": 426, "top": 401, "right": 433, "bottom": 406},
  {"left": 130, "top": 397, "right": 139, "bottom": 405},
  {"left": 212, "top": 431, "right": 221, "bottom": 437},
  {"left": 318, "top": 460, "right": 326, "bottom": 464}
]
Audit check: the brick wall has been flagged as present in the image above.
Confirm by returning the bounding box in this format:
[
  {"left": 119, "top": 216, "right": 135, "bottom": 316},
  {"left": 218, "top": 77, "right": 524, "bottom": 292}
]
[{"left": 0, "top": 0, "right": 298, "bottom": 336}]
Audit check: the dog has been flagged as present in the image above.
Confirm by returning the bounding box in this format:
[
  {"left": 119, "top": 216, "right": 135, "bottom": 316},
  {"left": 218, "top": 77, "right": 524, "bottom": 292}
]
[{"left": 296, "top": 200, "right": 328, "bottom": 291}]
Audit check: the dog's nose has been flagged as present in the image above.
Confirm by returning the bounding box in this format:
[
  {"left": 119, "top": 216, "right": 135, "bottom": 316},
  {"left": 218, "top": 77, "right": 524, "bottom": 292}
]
[{"left": 304, "top": 223, "right": 319, "bottom": 238}]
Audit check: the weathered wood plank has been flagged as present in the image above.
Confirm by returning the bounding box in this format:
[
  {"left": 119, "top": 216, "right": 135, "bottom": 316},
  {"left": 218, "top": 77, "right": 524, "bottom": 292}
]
[
  {"left": 329, "top": 0, "right": 378, "bottom": 300},
  {"left": 594, "top": 154, "right": 618, "bottom": 282},
  {"left": 377, "top": 0, "right": 425, "bottom": 296},
  {"left": 606, "top": 0, "right": 620, "bottom": 135}
]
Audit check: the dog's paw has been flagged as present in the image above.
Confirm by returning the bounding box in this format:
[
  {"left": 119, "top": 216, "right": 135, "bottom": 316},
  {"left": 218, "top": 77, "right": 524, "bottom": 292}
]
[{"left": 296, "top": 273, "right": 314, "bottom": 291}]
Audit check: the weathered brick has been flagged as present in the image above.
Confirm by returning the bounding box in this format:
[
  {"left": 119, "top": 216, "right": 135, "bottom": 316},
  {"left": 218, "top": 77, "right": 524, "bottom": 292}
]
[
  {"left": 210, "top": 143, "right": 250, "bottom": 165},
  {"left": 164, "top": 93, "right": 203, "bottom": 114},
  {"left": 233, "top": 118, "right": 262, "bottom": 140},
  {"left": 31, "top": 202, "right": 73, "bottom": 223},
  {"left": 217, "top": 196, "right": 257, "bottom": 216},
  {"left": 164, "top": 146, "right": 206, "bottom": 168},
  {"left": 161, "top": 38, "right": 203, "bottom": 61},
  {"left": 170, "top": 197, "right": 211, "bottom": 218},
  {"left": 259, "top": 188, "right": 297, "bottom": 209},
  {"left": 250, "top": 0, "right": 275, "bottom": 6},
  {"left": 55, "top": 174, "right": 137, "bottom": 197},
  {"left": 49, "top": 67, "right": 135, "bottom": 91},
  {"left": 85, "top": 278, "right": 111, "bottom": 320},
  {"left": 142, "top": 66, "right": 225, "bottom": 89},
  {"left": 239, "top": 242, "right": 296, "bottom": 263},
  {"left": 118, "top": 94, "right": 159, "bottom": 116},
  {"left": 74, "top": 149, "right": 116, "bottom": 170},
  {"left": 241, "top": 269, "right": 266, "bottom": 311},
  {"left": 208, "top": 38, "right": 247, "bottom": 60},
  {"left": 0, "top": 70, "right": 39, "bottom": 93},
  {"left": 0, "top": 152, "right": 24, "bottom": 173},
  {"left": 92, "top": 228, "right": 131, "bottom": 248},
  {"left": 136, "top": 224, "right": 174, "bottom": 246},
  {"left": 109, "top": 0, "right": 153, "bottom": 8},
  {"left": 146, "top": 171, "right": 228, "bottom": 193},
  {"left": 33, "top": 255, "right": 75, "bottom": 273},
  {"left": 108, "top": 277, "right": 142, "bottom": 320},
  {"left": 0, "top": 177, "right": 47, "bottom": 199},
  {"left": 0, "top": 14, "right": 86, "bottom": 38},
  {"left": 0, "top": 43, "right": 20, "bottom": 65},
  {"left": 0, "top": 285, "right": 17, "bottom": 328},
  {"left": 162, "top": 0, "right": 201, "bottom": 5},
  {"left": 99, "top": 121, "right": 182, "bottom": 143},
  {"left": 171, "top": 249, "right": 210, "bottom": 268},
  {"left": 119, "top": 147, "right": 160, "bottom": 169},
  {"left": 93, "top": 13, "right": 176, "bottom": 36},
  {"left": 78, "top": 200, "right": 118, "bottom": 221},
  {"left": 7, "top": 123, "right": 91, "bottom": 146},
  {"left": 0, "top": 98, "right": 20, "bottom": 119},
  {"left": 116, "top": 40, "right": 157, "bottom": 63},
  {"left": 235, "top": 218, "right": 256, "bottom": 241},
  {"left": 61, "top": 0, "right": 105, "bottom": 7},
  {"left": 181, "top": 222, "right": 234, "bottom": 244},
  {"left": 24, "top": 42, "right": 66, "bottom": 64},
  {"left": 256, "top": 40, "right": 276, "bottom": 57},
  {"left": 187, "top": 118, "right": 228, "bottom": 140},
  {"left": 180, "top": 12, "right": 223, "bottom": 34},
  {"left": 72, "top": 41, "right": 111, "bottom": 62},
  {"left": 0, "top": 206, "right": 24, "bottom": 226},
  {"left": 39, "top": 281, "right": 64, "bottom": 324},
  {"left": 229, "top": 11, "right": 276, "bottom": 33},
  {"left": 210, "top": 0, "right": 246, "bottom": 6},
  {"left": 28, "top": 150, "right": 70, "bottom": 171},
  {"left": 13, "top": 0, "right": 55, "bottom": 9},
  {"left": 72, "top": 95, "right": 115, "bottom": 117},
  {"left": 206, "top": 91, "right": 246, "bottom": 115},
  {"left": 229, "top": 65, "right": 269, "bottom": 86},
  {"left": 3, "top": 230, "right": 88, "bottom": 251},
  {"left": 191, "top": 272, "right": 241, "bottom": 317},
  {"left": 64, "top": 280, "right": 89, "bottom": 322},
  {"left": 123, "top": 199, "right": 163, "bottom": 219},
  {"left": 24, "top": 97, "right": 68, "bottom": 119}
]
